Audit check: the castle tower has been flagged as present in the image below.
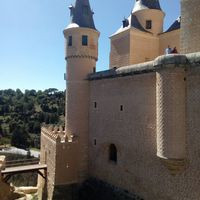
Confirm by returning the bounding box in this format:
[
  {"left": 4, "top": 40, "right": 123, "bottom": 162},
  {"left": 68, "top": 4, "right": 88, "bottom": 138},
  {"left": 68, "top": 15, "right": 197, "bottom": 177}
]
[
  {"left": 63, "top": 0, "right": 99, "bottom": 182},
  {"left": 180, "top": 0, "right": 200, "bottom": 53},
  {"left": 109, "top": 0, "right": 165, "bottom": 68},
  {"left": 132, "top": 0, "right": 165, "bottom": 35},
  {"left": 156, "top": 65, "right": 186, "bottom": 174}
]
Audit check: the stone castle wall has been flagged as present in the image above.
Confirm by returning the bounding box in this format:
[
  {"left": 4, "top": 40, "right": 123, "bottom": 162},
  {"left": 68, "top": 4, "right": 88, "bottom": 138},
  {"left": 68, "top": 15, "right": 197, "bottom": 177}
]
[
  {"left": 130, "top": 30, "right": 159, "bottom": 64},
  {"left": 110, "top": 28, "right": 180, "bottom": 69},
  {"left": 39, "top": 126, "right": 80, "bottom": 199},
  {"left": 88, "top": 54, "right": 200, "bottom": 200},
  {"left": 110, "top": 30, "right": 131, "bottom": 68},
  {"left": 159, "top": 29, "right": 180, "bottom": 54},
  {"left": 181, "top": 0, "right": 200, "bottom": 53}
]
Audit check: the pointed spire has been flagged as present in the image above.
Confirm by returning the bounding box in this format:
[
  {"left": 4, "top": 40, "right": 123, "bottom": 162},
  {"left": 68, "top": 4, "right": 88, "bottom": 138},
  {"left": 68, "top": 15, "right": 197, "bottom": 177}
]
[
  {"left": 133, "top": 0, "right": 162, "bottom": 13},
  {"left": 68, "top": 0, "right": 96, "bottom": 30}
]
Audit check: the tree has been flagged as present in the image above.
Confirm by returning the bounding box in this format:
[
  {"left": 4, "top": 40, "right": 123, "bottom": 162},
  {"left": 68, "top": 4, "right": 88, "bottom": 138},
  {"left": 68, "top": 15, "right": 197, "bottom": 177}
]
[
  {"left": 11, "top": 125, "right": 30, "bottom": 149},
  {"left": 16, "top": 89, "right": 23, "bottom": 100},
  {"left": 0, "top": 88, "right": 65, "bottom": 148},
  {"left": 0, "top": 125, "right": 3, "bottom": 136},
  {"left": 33, "top": 121, "right": 41, "bottom": 134}
]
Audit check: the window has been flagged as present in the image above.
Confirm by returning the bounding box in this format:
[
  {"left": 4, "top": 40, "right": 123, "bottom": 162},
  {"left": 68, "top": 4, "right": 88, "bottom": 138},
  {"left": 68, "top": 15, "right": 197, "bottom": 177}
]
[
  {"left": 120, "top": 105, "right": 123, "bottom": 111},
  {"left": 82, "top": 35, "right": 88, "bottom": 46},
  {"left": 68, "top": 36, "right": 72, "bottom": 46},
  {"left": 146, "top": 20, "right": 152, "bottom": 29},
  {"left": 109, "top": 144, "right": 117, "bottom": 163},
  {"left": 93, "top": 67, "right": 96, "bottom": 73},
  {"left": 94, "top": 102, "right": 97, "bottom": 108},
  {"left": 94, "top": 139, "right": 97, "bottom": 146},
  {"left": 122, "top": 18, "right": 129, "bottom": 28},
  {"left": 83, "top": 6, "right": 89, "bottom": 15}
]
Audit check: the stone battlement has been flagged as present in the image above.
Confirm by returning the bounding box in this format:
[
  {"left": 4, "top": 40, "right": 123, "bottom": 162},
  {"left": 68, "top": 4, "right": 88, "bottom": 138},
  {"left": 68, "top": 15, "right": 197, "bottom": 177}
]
[{"left": 41, "top": 125, "right": 66, "bottom": 142}]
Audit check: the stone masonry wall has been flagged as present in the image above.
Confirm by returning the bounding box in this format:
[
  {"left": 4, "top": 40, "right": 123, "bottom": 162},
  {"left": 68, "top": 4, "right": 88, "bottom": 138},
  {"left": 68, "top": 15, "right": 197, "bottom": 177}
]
[
  {"left": 159, "top": 29, "right": 180, "bottom": 55},
  {"left": 39, "top": 131, "right": 57, "bottom": 200},
  {"left": 89, "top": 64, "right": 200, "bottom": 200},
  {"left": 181, "top": 0, "right": 200, "bottom": 53},
  {"left": 110, "top": 31, "right": 130, "bottom": 68}
]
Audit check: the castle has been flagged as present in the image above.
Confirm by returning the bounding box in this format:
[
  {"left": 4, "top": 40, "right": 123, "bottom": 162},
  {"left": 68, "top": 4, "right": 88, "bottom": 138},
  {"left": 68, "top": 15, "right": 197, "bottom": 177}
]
[{"left": 39, "top": 0, "right": 200, "bottom": 199}]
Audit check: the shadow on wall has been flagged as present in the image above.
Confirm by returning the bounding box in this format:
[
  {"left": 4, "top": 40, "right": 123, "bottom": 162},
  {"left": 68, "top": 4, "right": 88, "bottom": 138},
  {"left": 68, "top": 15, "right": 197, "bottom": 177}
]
[{"left": 52, "top": 178, "right": 144, "bottom": 200}]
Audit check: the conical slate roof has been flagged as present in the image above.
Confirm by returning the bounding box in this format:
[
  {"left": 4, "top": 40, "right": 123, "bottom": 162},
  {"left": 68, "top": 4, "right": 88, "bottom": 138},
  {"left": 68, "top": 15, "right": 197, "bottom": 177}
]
[
  {"left": 68, "top": 0, "right": 96, "bottom": 30},
  {"left": 133, "top": 0, "right": 162, "bottom": 13},
  {"left": 165, "top": 17, "right": 181, "bottom": 33},
  {"left": 113, "top": 14, "right": 151, "bottom": 36}
]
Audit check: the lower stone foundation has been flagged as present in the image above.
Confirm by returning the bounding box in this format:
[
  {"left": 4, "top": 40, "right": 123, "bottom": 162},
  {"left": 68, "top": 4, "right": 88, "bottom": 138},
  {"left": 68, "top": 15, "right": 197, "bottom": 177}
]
[{"left": 50, "top": 178, "right": 143, "bottom": 200}]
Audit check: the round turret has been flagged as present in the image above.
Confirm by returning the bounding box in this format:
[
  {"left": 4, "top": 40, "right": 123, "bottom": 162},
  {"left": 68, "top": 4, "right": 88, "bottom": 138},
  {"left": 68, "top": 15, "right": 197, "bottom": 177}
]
[
  {"left": 180, "top": 0, "right": 200, "bottom": 53},
  {"left": 63, "top": 0, "right": 99, "bottom": 183},
  {"left": 132, "top": 0, "right": 165, "bottom": 35},
  {"left": 64, "top": 27, "right": 99, "bottom": 66}
]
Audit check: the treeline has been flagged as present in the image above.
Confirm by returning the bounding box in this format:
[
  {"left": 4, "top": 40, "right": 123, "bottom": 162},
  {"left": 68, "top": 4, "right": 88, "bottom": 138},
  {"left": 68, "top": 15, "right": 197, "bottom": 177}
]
[{"left": 0, "top": 88, "right": 65, "bottom": 149}]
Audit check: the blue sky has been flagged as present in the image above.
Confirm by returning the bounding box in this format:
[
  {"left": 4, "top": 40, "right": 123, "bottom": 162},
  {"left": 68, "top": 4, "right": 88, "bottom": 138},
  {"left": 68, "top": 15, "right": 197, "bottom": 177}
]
[{"left": 0, "top": 0, "right": 180, "bottom": 91}]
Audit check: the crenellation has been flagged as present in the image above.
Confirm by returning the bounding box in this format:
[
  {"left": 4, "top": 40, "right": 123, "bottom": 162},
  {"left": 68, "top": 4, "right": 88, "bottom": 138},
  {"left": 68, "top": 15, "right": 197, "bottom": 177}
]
[{"left": 41, "top": 126, "right": 66, "bottom": 143}]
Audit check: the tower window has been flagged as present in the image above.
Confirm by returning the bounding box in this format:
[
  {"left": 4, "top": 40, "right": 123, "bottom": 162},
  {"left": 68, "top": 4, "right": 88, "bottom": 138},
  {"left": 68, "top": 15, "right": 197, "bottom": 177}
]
[
  {"left": 120, "top": 105, "right": 123, "bottom": 111},
  {"left": 82, "top": 35, "right": 88, "bottom": 46},
  {"left": 83, "top": 6, "right": 89, "bottom": 15},
  {"left": 146, "top": 20, "right": 152, "bottom": 29},
  {"left": 94, "top": 139, "right": 97, "bottom": 146},
  {"left": 68, "top": 36, "right": 72, "bottom": 46},
  {"left": 94, "top": 102, "right": 97, "bottom": 108},
  {"left": 109, "top": 144, "right": 117, "bottom": 163},
  {"left": 122, "top": 18, "right": 129, "bottom": 28},
  {"left": 93, "top": 67, "right": 96, "bottom": 73}
]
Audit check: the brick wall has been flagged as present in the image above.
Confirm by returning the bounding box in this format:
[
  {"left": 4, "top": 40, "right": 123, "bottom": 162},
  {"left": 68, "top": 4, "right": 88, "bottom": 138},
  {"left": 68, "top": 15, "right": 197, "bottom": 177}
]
[
  {"left": 159, "top": 29, "right": 180, "bottom": 55},
  {"left": 89, "top": 65, "right": 200, "bottom": 200},
  {"left": 181, "top": 0, "right": 200, "bottom": 53}
]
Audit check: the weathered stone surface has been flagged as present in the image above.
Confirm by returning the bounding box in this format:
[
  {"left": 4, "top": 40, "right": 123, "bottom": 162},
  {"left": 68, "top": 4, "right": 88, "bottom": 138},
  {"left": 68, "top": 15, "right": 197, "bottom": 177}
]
[{"left": 181, "top": 0, "right": 200, "bottom": 53}]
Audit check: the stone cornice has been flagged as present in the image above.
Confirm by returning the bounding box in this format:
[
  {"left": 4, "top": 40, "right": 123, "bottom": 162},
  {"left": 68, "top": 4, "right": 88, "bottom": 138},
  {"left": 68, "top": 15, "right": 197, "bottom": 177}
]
[
  {"left": 65, "top": 55, "right": 98, "bottom": 61},
  {"left": 88, "top": 52, "right": 200, "bottom": 80}
]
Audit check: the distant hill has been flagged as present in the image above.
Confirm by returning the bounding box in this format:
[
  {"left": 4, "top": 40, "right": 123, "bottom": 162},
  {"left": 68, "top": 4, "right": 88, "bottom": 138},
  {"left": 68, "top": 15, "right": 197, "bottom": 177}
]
[{"left": 0, "top": 88, "right": 65, "bottom": 149}]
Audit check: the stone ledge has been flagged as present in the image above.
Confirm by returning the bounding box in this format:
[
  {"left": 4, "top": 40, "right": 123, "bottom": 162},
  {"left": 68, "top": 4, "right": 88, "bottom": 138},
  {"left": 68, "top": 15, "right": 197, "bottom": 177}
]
[{"left": 88, "top": 52, "right": 200, "bottom": 80}]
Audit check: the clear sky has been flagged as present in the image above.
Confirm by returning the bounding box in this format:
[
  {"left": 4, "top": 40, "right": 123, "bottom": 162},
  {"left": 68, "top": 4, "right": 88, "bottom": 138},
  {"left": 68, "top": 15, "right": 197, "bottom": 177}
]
[{"left": 0, "top": 0, "right": 180, "bottom": 91}]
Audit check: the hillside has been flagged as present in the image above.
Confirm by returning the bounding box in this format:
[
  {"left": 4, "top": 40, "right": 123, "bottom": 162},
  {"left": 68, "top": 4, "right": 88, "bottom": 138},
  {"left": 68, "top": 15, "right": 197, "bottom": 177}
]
[{"left": 0, "top": 88, "right": 65, "bottom": 149}]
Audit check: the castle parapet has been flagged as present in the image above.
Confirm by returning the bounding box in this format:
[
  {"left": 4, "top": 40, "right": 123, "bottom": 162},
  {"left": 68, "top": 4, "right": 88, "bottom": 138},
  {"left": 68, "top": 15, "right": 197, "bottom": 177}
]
[{"left": 41, "top": 125, "right": 66, "bottom": 143}]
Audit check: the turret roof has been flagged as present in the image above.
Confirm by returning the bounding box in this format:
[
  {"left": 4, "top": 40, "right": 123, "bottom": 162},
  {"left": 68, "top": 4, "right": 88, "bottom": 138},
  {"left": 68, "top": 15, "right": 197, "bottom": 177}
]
[
  {"left": 68, "top": 0, "right": 96, "bottom": 30},
  {"left": 132, "top": 0, "right": 162, "bottom": 13},
  {"left": 165, "top": 17, "right": 181, "bottom": 33},
  {"left": 112, "top": 14, "right": 151, "bottom": 36}
]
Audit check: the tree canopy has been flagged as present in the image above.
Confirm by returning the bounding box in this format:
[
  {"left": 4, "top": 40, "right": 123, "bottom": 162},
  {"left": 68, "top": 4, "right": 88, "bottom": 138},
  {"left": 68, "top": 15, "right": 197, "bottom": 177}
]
[{"left": 0, "top": 89, "right": 65, "bottom": 149}]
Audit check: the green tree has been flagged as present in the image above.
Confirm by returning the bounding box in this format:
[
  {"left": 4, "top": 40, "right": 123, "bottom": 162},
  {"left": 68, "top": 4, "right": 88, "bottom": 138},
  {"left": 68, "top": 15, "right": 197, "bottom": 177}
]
[
  {"left": 0, "top": 124, "right": 3, "bottom": 135},
  {"left": 11, "top": 125, "right": 30, "bottom": 149}
]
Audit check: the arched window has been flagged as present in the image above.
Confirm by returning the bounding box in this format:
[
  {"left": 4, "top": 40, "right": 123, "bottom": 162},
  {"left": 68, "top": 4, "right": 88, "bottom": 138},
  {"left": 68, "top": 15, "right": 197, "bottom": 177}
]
[{"left": 109, "top": 144, "right": 117, "bottom": 163}]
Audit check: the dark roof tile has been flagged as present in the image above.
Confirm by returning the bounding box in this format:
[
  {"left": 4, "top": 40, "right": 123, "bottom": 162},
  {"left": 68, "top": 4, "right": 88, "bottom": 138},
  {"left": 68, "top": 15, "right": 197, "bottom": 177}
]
[
  {"left": 69, "top": 0, "right": 96, "bottom": 30},
  {"left": 165, "top": 17, "right": 181, "bottom": 33}
]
